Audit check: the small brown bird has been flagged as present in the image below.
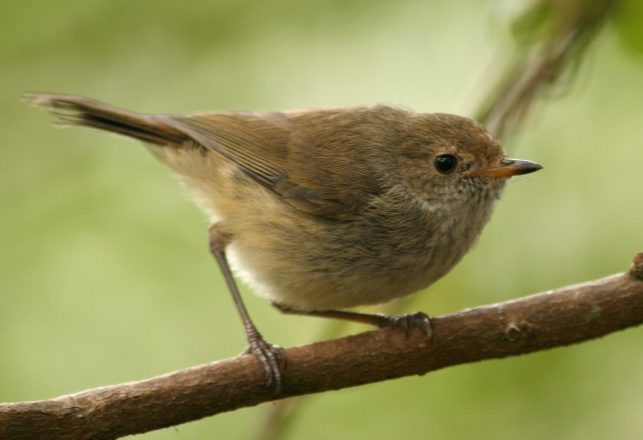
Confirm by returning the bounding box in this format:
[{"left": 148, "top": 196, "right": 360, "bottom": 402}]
[{"left": 29, "top": 93, "right": 541, "bottom": 393}]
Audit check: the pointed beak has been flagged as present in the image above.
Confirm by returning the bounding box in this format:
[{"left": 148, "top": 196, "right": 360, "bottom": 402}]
[{"left": 467, "top": 158, "right": 542, "bottom": 179}]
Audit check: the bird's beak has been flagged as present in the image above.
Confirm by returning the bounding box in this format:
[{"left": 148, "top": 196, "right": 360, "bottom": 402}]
[{"left": 467, "top": 158, "right": 542, "bottom": 179}]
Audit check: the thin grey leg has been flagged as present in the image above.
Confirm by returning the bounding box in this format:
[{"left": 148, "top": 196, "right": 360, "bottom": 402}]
[
  {"left": 209, "top": 224, "right": 285, "bottom": 394},
  {"left": 273, "top": 303, "right": 432, "bottom": 339}
]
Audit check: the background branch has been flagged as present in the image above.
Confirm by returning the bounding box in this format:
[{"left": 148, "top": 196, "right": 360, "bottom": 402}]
[
  {"left": 475, "top": 0, "right": 615, "bottom": 137},
  {"left": 1, "top": 253, "right": 641, "bottom": 440}
]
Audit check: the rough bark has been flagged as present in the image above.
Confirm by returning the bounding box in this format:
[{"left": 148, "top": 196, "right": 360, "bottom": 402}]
[{"left": 1, "top": 253, "right": 641, "bottom": 440}]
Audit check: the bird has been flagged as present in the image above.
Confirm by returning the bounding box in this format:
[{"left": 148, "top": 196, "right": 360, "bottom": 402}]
[{"left": 28, "top": 93, "right": 542, "bottom": 393}]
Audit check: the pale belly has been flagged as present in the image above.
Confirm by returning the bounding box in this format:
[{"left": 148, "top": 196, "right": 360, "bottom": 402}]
[{"left": 225, "top": 205, "right": 480, "bottom": 311}]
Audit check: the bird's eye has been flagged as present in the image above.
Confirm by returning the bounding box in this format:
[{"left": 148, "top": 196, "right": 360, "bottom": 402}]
[{"left": 434, "top": 154, "right": 458, "bottom": 174}]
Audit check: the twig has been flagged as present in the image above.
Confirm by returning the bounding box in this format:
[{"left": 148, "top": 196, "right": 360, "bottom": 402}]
[
  {"left": 476, "top": 0, "right": 615, "bottom": 138},
  {"left": 1, "top": 253, "right": 641, "bottom": 440}
]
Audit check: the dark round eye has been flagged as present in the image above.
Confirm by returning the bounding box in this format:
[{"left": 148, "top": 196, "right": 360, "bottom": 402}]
[{"left": 434, "top": 154, "right": 458, "bottom": 174}]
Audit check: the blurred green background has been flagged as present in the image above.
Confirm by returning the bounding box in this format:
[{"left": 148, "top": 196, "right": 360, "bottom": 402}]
[{"left": 1, "top": 1, "right": 642, "bottom": 439}]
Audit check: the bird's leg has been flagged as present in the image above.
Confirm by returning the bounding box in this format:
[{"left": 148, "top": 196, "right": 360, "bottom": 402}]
[
  {"left": 209, "top": 224, "right": 285, "bottom": 394},
  {"left": 273, "top": 304, "right": 432, "bottom": 340}
]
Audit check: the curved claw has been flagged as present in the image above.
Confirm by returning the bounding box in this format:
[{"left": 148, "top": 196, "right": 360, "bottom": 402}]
[
  {"left": 243, "top": 339, "right": 287, "bottom": 395},
  {"left": 377, "top": 311, "right": 433, "bottom": 340}
]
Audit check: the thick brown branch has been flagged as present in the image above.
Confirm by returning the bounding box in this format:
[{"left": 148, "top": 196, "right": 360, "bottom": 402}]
[{"left": 1, "top": 253, "right": 642, "bottom": 440}]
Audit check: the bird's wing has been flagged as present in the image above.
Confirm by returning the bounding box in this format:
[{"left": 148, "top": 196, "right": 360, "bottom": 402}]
[{"left": 163, "top": 111, "right": 382, "bottom": 220}]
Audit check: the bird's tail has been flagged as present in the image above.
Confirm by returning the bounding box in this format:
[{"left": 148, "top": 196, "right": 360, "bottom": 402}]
[{"left": 26, "top": 93, "right": 188, "bottom": 146}]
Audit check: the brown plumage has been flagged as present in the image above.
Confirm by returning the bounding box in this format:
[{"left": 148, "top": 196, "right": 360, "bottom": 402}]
[{"left": 28, "top": 93, "right": 542, "bottom": 392}]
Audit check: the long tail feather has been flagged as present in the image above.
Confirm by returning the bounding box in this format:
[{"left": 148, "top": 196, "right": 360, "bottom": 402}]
[{"left": 26, "top": 93, "right": 188, "bottom": 146}]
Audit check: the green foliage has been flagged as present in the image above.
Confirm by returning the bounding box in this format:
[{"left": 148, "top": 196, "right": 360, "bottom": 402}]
[
  {"left": 1, "top": 1, "right": 642, "bottom": 439},
  {"left": 613, "top": 0, "right": 643, "bottom": 55}
]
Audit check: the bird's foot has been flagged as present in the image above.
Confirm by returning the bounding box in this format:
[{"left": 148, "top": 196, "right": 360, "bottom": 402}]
[
  {"left": 242, "top": 333, "right": 286, "bottom": 395},
  {"left": 374, "top": 311, "right": 433, "bottom": 340}
]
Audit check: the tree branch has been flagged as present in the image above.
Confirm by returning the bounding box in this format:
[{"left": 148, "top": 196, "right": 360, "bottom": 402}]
[
  {"left": 1, "top": 253, "right": 641, "bottom": 440},
  {"left": 255, "top": 3, "right": 619, "bottom": 437}
]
